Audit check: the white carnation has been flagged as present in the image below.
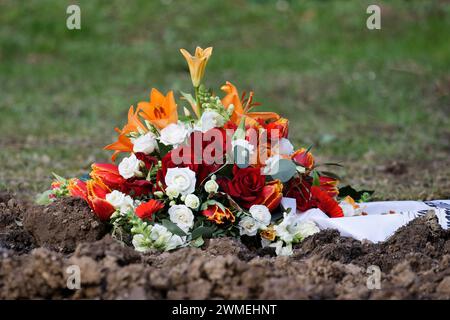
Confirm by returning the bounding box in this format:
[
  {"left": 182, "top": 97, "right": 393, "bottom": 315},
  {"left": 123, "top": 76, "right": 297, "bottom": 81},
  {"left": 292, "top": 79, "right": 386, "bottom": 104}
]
[
  {"left": 184, "top": 194, "right": 200, "bottom": 209},
  {"left": 132, "top": 132, "right": 158, "bottom": 154},
  {"left": 169, "top": 205, "right": 194, "bottom": 233},
  {"left": 159, "top": 122, "right": 190, "bottom": 146},
  {"left": 165, "top": 167, "right": 196, "bottom": 196},
  {"left": 118, "top": 153, "right": 142, "bottom": 179},
  {"left": 249, "top": 205, "right": 271, "bottom": 226}
]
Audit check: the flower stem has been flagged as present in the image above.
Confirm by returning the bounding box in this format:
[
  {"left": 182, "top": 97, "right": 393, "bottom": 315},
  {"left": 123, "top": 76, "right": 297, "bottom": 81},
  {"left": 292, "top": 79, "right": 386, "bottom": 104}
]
[{"left": 194, "top": 86, "right": 201, "bottom": 114}]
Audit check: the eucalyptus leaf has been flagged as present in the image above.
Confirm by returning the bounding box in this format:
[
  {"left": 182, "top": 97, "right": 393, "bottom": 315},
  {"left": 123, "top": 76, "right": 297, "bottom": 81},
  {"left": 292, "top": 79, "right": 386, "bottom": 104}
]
[
  {"left": 191, "top": 236, "right": 204, "bottom": 247},
  {"left": 270, "top": 159, "right": 296, "bottom": 182},
  {"left": 191, "top": 226, "right": 216, "bottom": 239},
  {"left": 161, "top": 219, "right": 187, "bottom": 237}
]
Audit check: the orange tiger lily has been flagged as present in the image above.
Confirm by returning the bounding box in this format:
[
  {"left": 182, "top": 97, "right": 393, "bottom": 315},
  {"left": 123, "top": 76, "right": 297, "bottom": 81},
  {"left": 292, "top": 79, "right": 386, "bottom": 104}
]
[
  {"left": 221, "top": 81, "right": 280, "bottom": 126},
  {"left": 138, "top": 88, "right": 178, "bottom": 130},
  {"left": 104, "top": 106, "right": 145, "bottom": 161}
]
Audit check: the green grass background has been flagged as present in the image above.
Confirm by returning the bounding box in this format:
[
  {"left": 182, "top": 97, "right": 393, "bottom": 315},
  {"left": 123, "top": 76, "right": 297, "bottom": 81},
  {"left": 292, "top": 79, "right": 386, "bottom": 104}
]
[{"left": 1, "top": 0, "right": 449, "bottom": 200}]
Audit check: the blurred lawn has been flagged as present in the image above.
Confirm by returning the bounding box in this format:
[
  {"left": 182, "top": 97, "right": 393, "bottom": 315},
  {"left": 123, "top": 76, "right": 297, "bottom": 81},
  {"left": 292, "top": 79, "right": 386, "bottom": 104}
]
[{"left": 0, "top": 0, "right": 449, "bottom": 200}]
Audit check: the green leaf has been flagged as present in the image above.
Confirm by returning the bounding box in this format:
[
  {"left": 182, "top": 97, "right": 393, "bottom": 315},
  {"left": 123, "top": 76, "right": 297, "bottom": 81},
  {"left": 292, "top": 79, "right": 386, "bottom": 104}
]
[
  {"left": 35, "top": 190, "right": 54, "bottom": 205},
  {"left": 51, "top": 173, "right": 66, "bottom": 183},
  {"left": 191, "top": 226, "right": 216, "bottom": 239},
  {"left": 157, "top": 141, "right": 172, "bottom": 159},
  {"left": 270, "top": 159, "right": 296, "bottom": 183},
  {"left": 319, "top": 171, "right": 342, "bottom": 181},
  {"left": 338, "top": 185, "right": 374, "bottom": 201},
  {"left": 312, "top": 170, "right": 320, "bottom": 186},
  {"left": 180, "top": 91, "right": 198, "bottom": 118},
  {"left": 161, "top": 219, "right": 187, "bottom": 237},
  {"left": 191, "top": 236, "right": 204, "bottom": 247}
]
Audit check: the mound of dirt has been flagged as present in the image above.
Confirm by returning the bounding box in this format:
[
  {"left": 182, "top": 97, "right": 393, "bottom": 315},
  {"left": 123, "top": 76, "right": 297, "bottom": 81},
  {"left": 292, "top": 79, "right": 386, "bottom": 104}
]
[
  {"left": 0, "top": 192, "right": 35, "bottom": 254},
  {"left": 1, "top": 194, "right": 450, "bottom": 299},
  {"left": 22, "top": 197, "right": 108, "bottom": 253}
]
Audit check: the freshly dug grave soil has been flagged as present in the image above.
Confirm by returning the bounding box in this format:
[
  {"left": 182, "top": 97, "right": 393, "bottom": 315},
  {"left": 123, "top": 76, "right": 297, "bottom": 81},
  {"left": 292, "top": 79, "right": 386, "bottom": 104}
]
[{"left": 0, "top": 194, "right": 449, "bottom": 299}]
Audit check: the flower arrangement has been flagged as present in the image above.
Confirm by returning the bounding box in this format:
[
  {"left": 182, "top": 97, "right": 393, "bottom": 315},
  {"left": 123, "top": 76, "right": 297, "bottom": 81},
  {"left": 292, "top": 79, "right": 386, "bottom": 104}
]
[{"left": 41, "top": 47, "right": 366, "bottom": 256}]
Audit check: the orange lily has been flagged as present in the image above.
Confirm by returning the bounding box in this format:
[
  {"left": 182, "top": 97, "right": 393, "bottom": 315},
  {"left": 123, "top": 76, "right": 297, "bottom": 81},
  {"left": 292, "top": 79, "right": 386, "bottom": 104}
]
[
  {"left": 180, "top": 46, "right": 213, "bottom": 87},
  {"left": 138, "top": 88, "right": 178, "bottom": 130},
  {"left": 104, "top": 106, "right": 145, "bottom": 161},
  {"left": 221, "top": 81, "right": 280, "bottom": 126}
]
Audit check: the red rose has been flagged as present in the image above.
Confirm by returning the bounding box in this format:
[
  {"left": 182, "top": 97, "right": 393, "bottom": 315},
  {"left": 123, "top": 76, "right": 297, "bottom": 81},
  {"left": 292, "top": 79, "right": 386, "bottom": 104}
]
[
  {"left": 124, "top": 178, "right": 152, "bottom": 197},
  {"left": 201, "top": 204, "right": 235, "bottom": 224},
  {"left": 218, "top": 165, "right": 265, "bottom": 209},
  {"left": 157, "top": 128, "right": 230, "bottom": 187},
  {"left": 135, "top": 152, "right": 158, "bottom": 170},
  {"left": 310, "top": 186, "right": 343, "bottom": 218},
  {"left": 135, "top": 199, "right": 165, "bottom": 220}
]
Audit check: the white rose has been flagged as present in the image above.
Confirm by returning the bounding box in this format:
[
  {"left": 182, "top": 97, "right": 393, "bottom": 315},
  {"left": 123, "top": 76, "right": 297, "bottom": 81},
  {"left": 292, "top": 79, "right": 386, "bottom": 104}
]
[
  {"left": 184, "top": 194, "right": 200, "bottom": 209},
  {"left": 165, "top": 186, "right": 180, "bottom": 199},
  {"left": 239, "top": 216, "right": 260, "bottom": 236},
  {"left": 159, "top": 122, "right": 190, "bottom": 146},
  {"left": 270, "top": 241, "right": 293, "bottom": 256},
  {"left": 262, "top": 155, "right": 281, "bottom": 176},
  {"left": 169, "top": 205, "right": 194, "bottom": 232},
  {"left": 105, "top": 190, "right": 134, "bottom": 214},
  {"left": 204, "top": 179, "right": 219, "bottom": 193},
  {"left": 118, "top": 153, "right": 142, "bottom": 179},
  {"left": 199, "top": 110, "right": 225, "bottom": 132},
  {"left": 165, "top": 167, "right": 196, "bottom": 196},
  {"left": 249, "top": 205, "right": 271, "bottom": 226},
  {"left": 279, "top": 138, "right": 294, "bottom": 155},
  {"left": 132, "top": 132, "right": 158, "bottom": 154}
]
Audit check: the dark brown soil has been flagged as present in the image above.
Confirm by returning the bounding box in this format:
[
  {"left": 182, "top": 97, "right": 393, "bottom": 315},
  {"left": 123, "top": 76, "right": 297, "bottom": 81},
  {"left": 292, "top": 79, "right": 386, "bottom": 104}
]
[
  {"left": 1, "top": 194, "right": 449, "bottom": 299},
  {"left": 22, "top": 197, "right": 108, "bottom": 253}
]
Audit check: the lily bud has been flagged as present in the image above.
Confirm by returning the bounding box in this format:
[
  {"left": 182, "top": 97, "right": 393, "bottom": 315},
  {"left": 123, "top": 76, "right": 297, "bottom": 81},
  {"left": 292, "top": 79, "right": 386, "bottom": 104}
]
[{"left": 180, "top": 47, "right": 213, "bottom": 87}]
